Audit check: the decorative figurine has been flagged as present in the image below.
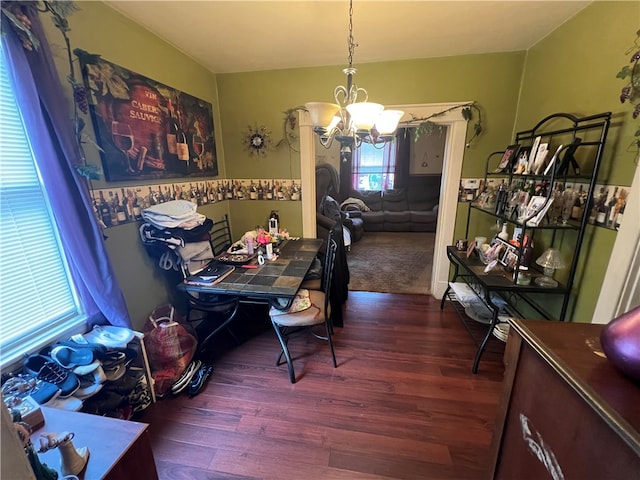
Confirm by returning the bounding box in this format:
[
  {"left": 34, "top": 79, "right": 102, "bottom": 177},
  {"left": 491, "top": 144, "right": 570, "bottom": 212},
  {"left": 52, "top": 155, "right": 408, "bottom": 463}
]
[{"left": 37, "top": 431, "right": 89, "bottom": 477}]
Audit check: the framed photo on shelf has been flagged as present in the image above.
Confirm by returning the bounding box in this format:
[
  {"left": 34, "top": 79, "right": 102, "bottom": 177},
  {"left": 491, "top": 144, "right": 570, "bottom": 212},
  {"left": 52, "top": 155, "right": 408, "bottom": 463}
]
[
  {"left": 520, "top": 195, "right": 554, "bottom": 226},
  {"left": 544, "top": 144, "right": 563, "bottom": 175},
  {"left": 495, "top": 144, "right": 520, "bottom": 172},
  {"left": 514, "top": 146, "right": 531, "bottom": 174},
  {"left": 531, "top": 143, "right": 549, "bottom": 175},
  {"left": 527, "top": 136, "right": 542, "bottom": 173}
]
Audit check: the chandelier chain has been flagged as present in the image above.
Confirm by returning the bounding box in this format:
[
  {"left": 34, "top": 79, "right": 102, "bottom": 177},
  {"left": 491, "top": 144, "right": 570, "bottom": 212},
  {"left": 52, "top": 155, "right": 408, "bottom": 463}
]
[{"left": 347, "top": 0, "right": 356, "bottom": 68}]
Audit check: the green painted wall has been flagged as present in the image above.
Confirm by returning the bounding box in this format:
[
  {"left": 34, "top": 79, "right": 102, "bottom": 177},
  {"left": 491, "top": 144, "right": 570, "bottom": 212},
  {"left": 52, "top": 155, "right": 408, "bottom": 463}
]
[
  {"left": 41, "top": 2, "right": 229, "bottom": 331},
  {"left": 218, "top": 53, "right": 525, "bottom": 237},
  {"left": 516, "top": 0, "right": 639, "bottom": 322},
  {"left": 39, "top": 0, "right": 634, "bottom": 331}
]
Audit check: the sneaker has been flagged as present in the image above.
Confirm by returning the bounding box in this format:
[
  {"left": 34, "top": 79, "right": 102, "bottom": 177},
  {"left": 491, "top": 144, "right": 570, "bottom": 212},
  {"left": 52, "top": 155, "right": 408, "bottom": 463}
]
[
  {"left": 103, "top": 363, "right": 127, "bottom": 382},
  {"left": 74, "top": 382, "right": 103, "bottom": 400},
  {"left": 188, "top": 363, "right": 213, "bottom": 397},
  {"left": 72, "top": 359, "right": 101, "bottom": 376},
  {"left": 82, "top": 325, "right": 135, "bottom": 348},
  {"left": 76, "top": 369, "right": 102, "bottom": 390},
  {"left": 49, "top": 345, "right": 95, "bottom": 369},
  {"left": 23, "top": 355, "right": 79, "bottom": 398},
  {"left": 171, "top": 360, "right": 201, "bottom": 395}
]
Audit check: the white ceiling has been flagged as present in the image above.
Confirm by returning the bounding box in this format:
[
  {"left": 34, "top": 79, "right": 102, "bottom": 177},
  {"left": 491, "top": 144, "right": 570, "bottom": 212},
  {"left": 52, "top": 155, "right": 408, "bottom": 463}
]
[{"left": 104, "top": 1, "right": 591, "bottom": 74}]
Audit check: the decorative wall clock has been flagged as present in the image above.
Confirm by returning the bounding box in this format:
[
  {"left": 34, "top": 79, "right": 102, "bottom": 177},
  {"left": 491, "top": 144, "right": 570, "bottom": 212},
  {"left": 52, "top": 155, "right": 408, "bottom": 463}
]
[{"left": 243, "top": 124, "right": 272, "bottom": 157}]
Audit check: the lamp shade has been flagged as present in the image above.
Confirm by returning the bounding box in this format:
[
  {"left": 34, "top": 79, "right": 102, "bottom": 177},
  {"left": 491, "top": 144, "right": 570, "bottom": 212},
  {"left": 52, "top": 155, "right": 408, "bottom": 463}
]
[
  {"left": 346, "top": 102, "right": 384, "bottom": 130},
  {"left": 535, "top": 248, "right": 566, "bottom": 270},
  {"left": 375, "top": 110, "right": 405, "bottom": 134},
  {"left": 305, "top": 102, "right": 340, "bottom": 129}
]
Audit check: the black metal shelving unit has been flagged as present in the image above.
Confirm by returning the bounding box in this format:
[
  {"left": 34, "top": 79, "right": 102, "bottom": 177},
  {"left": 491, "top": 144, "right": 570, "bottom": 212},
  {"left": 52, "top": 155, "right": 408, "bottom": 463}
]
[{"left": 441, "top": 112, "right": 611, "bottom": 373}]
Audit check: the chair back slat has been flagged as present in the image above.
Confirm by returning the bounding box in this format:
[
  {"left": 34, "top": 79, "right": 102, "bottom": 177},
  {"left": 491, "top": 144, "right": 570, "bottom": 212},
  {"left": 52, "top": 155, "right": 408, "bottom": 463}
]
[
  {"left": 322, "top": 229, "right": 339, "bottom": 315},
  {"left": 209, "top": 214, "right": 233, "bottom": 255}
]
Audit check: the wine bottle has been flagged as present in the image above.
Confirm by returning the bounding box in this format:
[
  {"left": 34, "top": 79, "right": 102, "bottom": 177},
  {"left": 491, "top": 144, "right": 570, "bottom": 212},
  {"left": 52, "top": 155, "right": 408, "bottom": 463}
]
[
  {"left": 108, "top": 191, "right": 119, "bottom": 225},
  {"left": 132, "top": 190, "right": 142, "bottom": 220},
  {"left": 166, "top": 99, "right": 178, "bottom": 156},
  {"left": 291, "top": 181, "right": 300, "bottom": 201},
  {"left": 258, "top": 180, "right": 264, "bottom": 200},
  {"left": 175, "top": 108, "right": 190, "bottom": 165},
  {"left": 615, "top": 202, "right": 625, "bottom": 230},
  {"left": 121, "top": 188, "right": 132, "bottom": 221},
  {"left": 571, "top": 185, "right": 583, "bottom": 220},
  {"left": 607, "top": 186, "right": 618, "bottom": 227},
  {"left": 98, "top": 191, "right": 112, "bottom": 227},
  {"left": 249, "top": 181, "right": 258, "bottom": 200},
  {"left": 148, "top": 186, "right": 157, "bottom": 206},
  {"left": 114, "top": 192, "right": 127, "bottom": 223},
  {"left": 596, "top": 188, "right": 608, "bottom": 225}
]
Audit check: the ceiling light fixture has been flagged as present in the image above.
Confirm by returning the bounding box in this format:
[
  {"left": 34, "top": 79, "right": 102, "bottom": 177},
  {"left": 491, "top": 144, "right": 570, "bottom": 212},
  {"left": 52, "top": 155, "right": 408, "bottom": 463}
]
[{"left": 305, "top": 0, "right": 404, "bottom": 162}]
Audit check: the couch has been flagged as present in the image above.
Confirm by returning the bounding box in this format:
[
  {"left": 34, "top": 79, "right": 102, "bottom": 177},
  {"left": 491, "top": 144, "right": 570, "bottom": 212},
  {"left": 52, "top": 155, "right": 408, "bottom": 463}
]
[
  {"left": 315, "top": 163, "right": 364, "bottom": 246},
  {"left": 341, "top": 175, "right": 441, "bottom": 232}
]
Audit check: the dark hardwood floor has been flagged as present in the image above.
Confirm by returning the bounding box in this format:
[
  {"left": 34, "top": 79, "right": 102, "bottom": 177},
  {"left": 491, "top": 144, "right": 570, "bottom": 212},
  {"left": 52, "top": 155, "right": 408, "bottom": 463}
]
[{"left": 141, "top": 292, "right": 506, "bottom": 480}]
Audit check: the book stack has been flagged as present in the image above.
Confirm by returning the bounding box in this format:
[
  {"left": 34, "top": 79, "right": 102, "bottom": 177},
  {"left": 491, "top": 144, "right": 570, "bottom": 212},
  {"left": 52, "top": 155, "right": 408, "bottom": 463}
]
[{"left": 184, "top": 262, "right": 235, "bottom": 286}]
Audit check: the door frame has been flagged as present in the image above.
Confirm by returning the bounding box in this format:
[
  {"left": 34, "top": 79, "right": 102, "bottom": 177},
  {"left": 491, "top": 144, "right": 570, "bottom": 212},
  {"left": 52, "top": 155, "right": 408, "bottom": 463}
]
[{"left": 299, "top": 102, "right": 470, "bottom": 299}]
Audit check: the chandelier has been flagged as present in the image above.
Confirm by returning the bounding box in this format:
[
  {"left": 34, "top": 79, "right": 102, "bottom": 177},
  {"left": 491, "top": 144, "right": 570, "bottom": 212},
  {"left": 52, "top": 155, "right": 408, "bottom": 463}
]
[{"left": 305, "top": 0, "right": 404, "bottom": 162}]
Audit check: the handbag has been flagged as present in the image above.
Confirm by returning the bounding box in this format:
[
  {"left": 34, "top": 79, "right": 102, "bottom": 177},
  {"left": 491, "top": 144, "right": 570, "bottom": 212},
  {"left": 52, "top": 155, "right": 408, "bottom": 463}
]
[{"left": 143, "top": 305, "right": 197, "bottom": 396}]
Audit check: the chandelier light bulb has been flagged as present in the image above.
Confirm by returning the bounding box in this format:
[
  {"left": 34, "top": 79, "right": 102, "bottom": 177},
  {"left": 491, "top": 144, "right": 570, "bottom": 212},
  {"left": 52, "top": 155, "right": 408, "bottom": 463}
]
[
  {"left": 346, "top": 102, "right": 384, "bottom": 130},
  {"left": 375, "top": 110, "right": 405, "bottom": 135}
]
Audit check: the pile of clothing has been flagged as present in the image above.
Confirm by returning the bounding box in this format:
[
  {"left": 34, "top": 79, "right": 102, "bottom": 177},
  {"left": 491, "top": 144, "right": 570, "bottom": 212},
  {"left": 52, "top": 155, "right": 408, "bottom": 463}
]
[{"left": 139, "top": 200, "right": 214, "bottom": 275}]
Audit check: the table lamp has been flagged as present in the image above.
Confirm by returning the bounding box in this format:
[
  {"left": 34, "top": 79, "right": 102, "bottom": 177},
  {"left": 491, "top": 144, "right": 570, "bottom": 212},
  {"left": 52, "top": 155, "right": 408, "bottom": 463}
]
[{"left": 534, "top": 248, "right": 566, "bottom": 287}]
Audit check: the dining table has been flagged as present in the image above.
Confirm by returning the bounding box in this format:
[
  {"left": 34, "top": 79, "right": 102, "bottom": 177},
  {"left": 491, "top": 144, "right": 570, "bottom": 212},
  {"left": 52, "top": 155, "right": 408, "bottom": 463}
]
[{"left": 177, "top": 238, "right": 323, "bottom": 310}]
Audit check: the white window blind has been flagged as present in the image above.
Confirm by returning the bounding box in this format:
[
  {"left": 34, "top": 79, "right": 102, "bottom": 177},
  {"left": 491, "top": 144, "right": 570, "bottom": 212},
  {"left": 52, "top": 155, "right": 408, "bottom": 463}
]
[{"left": 0, "top": 43, "right": 85, "bottom": 370}]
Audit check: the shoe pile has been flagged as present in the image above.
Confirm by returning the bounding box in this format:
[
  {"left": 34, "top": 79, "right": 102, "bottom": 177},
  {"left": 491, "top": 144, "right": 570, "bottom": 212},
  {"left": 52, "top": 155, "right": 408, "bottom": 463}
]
[
  {"left": 169, "top": 360, "right": 214, "bottom": 398},
  {"left": 3, "top": 325, "right": 152, "bottom": 419}
]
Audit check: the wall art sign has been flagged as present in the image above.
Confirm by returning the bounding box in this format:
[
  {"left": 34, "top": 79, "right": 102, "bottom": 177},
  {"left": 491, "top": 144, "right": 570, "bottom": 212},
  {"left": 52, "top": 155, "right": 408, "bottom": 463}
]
[{"left": 77, "top": 50, "right": 218, "bottom": 181}]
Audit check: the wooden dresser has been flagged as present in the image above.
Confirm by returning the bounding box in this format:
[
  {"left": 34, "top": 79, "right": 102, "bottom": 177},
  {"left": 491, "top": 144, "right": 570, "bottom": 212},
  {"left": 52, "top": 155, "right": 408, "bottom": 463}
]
[
  {"left": 488, "top": 319, "right": 640, "bottom": 479},
  {"left": 34, "top": 407, "right": 158, "bottom": 480}
]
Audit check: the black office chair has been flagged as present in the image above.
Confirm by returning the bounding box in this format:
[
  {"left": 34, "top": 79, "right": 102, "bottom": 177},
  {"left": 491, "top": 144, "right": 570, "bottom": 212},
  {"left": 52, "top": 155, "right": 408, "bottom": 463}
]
[{"left": 269, "top": 230, "right": 339, "bottom": 383}]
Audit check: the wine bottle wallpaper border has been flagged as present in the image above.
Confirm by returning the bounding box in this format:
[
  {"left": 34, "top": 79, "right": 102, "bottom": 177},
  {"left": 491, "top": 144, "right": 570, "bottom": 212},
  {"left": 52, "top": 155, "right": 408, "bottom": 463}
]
[
  {"left": 77, "top": 51, "right": 218, "bottom": 181},
  {"left": 91, "top": 178, "right": 302, "bottom": 229}
]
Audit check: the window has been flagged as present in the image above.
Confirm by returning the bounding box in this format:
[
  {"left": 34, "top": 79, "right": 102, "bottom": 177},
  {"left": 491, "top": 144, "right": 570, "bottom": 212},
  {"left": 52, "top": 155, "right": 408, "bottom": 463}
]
[
  {"left": 0, "top": 43, "right": 85, "bottom": 370},
  {"left": 353, "top": 142, "right": 396, "bottom": 191}
]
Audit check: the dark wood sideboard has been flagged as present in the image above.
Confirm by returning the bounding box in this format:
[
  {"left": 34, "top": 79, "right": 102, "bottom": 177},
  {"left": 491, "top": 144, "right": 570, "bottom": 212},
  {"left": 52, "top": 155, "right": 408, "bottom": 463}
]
[
  {"left": 34, "top": 407, "right": 158, "bottom": 480},
  {"left": 488, "top": 319, "right": 640, "bottom": 479}
]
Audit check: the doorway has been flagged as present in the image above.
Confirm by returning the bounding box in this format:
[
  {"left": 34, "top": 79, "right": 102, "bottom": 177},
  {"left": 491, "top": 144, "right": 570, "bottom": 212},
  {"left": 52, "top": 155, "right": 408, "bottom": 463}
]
[{"left": 299, "top": 102, "right": 471, "bottom": 298}]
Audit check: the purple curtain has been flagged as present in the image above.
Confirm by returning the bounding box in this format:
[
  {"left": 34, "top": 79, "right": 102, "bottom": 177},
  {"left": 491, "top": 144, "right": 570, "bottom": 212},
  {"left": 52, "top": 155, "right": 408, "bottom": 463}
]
[
  {"left": 380, "top": 140, "right": 395, "bottom": 191},
  {"left": 351, "top": 148, "right": 362, "bottom": 190},
  {"left": 3, "top": 4, "right": 131, "bottom": 328},
  {"left": 394, "top": 129, "right": 412, "bottom": 189}
]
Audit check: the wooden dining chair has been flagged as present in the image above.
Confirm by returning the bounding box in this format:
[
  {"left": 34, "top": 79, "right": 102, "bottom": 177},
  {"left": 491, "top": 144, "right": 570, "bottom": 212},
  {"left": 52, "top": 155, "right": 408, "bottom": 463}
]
[{"left": 269, "top": 232, "right": 339, "bottom": 383}]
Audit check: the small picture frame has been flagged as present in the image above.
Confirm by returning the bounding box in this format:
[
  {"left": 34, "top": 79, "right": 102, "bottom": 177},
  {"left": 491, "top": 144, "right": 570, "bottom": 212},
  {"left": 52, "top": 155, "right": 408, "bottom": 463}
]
[
  {"left": 496, "top": 144, "right": 520, "bottom": 172},
  {"left": 543, "top": 144, "right": 563, "bottom": 175},
  {"left": 492, "top": 237, "right": 519, "bottom": 268},
  {"left": 532, "top": 143, "right": 549, "bottom": 174},
  {"left": 466, "top": 240, "right": 477, "bottom": 258},
  {"left": 514, "top": 146, "right": 531, "bottom": 174},
  {"left": 527, "top": 136, "right": 542, "bottom": 173}
]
